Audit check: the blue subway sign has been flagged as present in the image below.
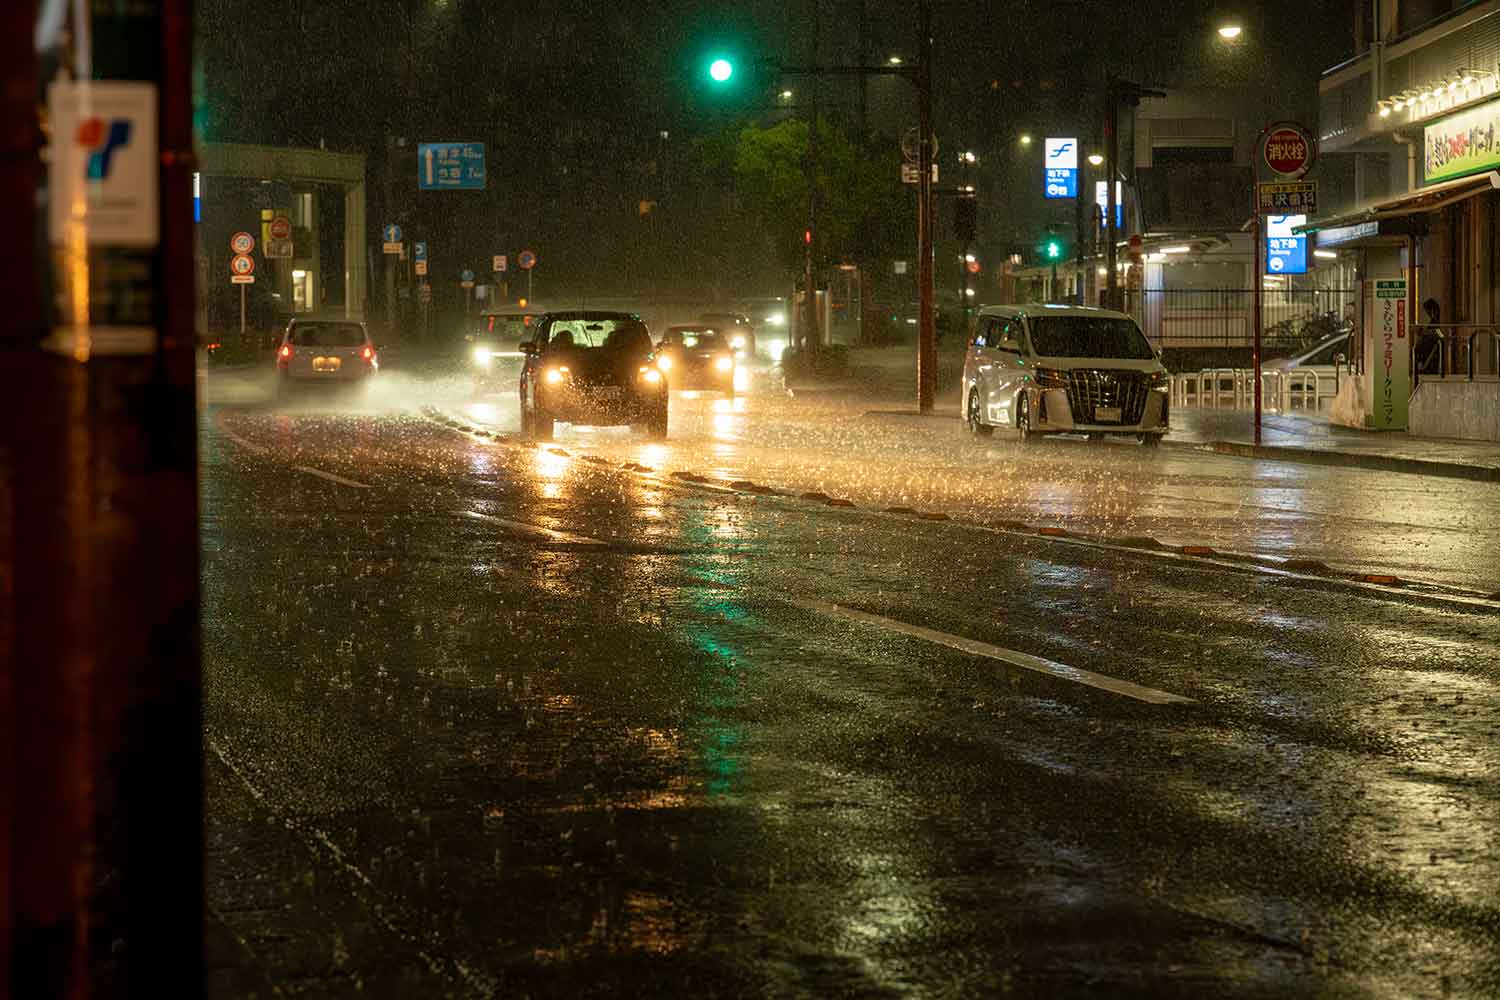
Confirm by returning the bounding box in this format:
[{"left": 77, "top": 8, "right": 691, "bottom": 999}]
[
  {"left": 1265, "top": 214, "right": 1308, "bottom": 275},
  {"left": 1044, "top": 137, "right": 1078, "bottom": 199},
  {"left": 418, "top": 142, "right": 486, "bottom": 190}
]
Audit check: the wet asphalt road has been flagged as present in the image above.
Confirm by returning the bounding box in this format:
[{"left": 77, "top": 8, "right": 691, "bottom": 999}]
[{"left": 203, "top": 358, "right": 1500, "bottom": 997}]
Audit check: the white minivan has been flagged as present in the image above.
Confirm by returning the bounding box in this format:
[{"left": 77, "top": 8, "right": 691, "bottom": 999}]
[{"left": 961, "top": 304, "right": 1169, "bottom": 445}]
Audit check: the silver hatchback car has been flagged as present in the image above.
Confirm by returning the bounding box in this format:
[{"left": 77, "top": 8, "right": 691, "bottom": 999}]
[
  {"left": 961, "top": 304, "right": 1169, "bottom": 445},
  {"left": 275, "top": 318, "right": 379, "bottom": 398}
]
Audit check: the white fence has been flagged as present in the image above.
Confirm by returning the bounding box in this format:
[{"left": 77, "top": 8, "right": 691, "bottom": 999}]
[{"left": 1171, "top": 367, "right": 1342, "bottom": 412}]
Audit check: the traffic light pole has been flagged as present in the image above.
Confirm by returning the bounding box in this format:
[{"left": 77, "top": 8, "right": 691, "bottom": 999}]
[
  {"left": 775, "top": 0, "right": 935, "bottom": 409},
  {"left": 1104, "top": 81, "right": 1120, "bottom": 310},
  {"left": 916, "top": 0, "right": 935, "bottom": 412}
]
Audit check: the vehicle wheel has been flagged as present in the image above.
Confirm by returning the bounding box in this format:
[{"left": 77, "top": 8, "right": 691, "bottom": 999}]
[
  {"left": 532, "top": 408, "right": 554, "bottom": 441},
  {"left": 1016, "top": 391, "right": 1037, "bottom": 444},
  {"left": 640, "top": 404, "right": 668, "bottom": 440},
  {"left": 967, "top": 389, "right": 993, "bottom": 437},
  {"left": 1139, "top": 433, "right": 1162, "bottom": 448}
]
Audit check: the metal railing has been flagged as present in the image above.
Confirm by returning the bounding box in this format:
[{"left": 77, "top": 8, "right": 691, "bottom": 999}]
[
  {"left": 1122, "top": 288, "right": 1357, "bottom": 349},
  {"left": 1410, "top": 324, "right": 1500, "bottom": 382},
  {"left": 1170, "top": 366, "right": 1343, "bottom": 411}
]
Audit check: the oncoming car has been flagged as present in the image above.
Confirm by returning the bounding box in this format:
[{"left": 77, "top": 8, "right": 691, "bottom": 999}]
[
  {"left": 655, "top": 325, "right": 738, "bottom": 396},
  {"left": 698, "top": 311, "right": 755, "bottom": 358},
  {"left": 961, "top": 305, "right": 1169, "bottom": 445},
  {"left": 519, "top": 312, "right": 668, "bottom": 439},
  {"left": 467, "top": 308, "right": 541, "bottom": 386},
  {"left": 275, "top": 318, "right": 378, "bottom": 398}
]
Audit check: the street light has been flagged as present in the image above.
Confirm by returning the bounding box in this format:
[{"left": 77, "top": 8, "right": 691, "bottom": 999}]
[
  {"left": 708, "top": 58, "right": 734, "bottom": 83},
  {"left": 779, "top": 89, "right": 793, "bottom": 100},
  {"left": 888, "top": 55, "right": 904, "bottom": 65},
  {"left": 1087, "top": 153, "right": 1104, "bottom": 166},
  {"left": 1019, "top": 133, "right": 1033, "bottom": 146},
  {"left": 1217, "top": 24, "right": 1242, "bottom": 40}
]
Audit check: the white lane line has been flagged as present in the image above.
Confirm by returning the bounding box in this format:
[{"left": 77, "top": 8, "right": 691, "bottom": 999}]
[
  {"left": 207, "top": 735, "right": 495, "bottom": 995},
  {"left": 792, "top": 598, "right": 1194, "bottom": 705},
  {"left": 462, "top": 509, "right": 609, "bottom": 547},
  {"left": 213, "top": 414, "right": 266, "bottom": 454},
  {"left": 291, "top": 465, "right": 373, "bottom": 489}
]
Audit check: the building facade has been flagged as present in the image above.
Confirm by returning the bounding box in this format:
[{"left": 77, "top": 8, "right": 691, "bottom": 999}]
[{"left": 1311, "top": 0, "right": 1500, "bottom": 440}]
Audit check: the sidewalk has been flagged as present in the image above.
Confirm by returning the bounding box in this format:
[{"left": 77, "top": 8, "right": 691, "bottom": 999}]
[{"left": 1167, "top": 409, "right": 1500, "bottom": 482}]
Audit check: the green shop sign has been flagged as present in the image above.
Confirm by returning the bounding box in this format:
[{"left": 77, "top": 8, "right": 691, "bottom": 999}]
[{"left": 1425, "top": 99, "right": 1500, "bottom": 183}]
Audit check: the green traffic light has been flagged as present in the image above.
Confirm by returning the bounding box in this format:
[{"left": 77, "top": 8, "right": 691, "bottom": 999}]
[
  {"left": 1046, "top": 240, "right": 1062, "bottom": 259},
  {"left": 709, "top": 58, "right": 734, "bottom": 83}
]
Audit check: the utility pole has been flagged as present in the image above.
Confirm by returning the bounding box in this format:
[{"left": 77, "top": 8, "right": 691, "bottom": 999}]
[
  {"left": 7, "top": 1, "right": 201, "bottom": 996},
  {"left": 916, "top": 0, "right": 935, "bottom": 411},
  {"left": 1104, "top": 79, "right": 1120, "bottom": 310},
  {"left": 804, "top": 1, "right": 821, "bottom": 357}
]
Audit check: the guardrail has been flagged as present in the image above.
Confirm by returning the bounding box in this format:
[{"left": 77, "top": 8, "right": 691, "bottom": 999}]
[
  {"left": 1170, "top": 367, "right": 1341, "bottom": 411},
  {"left": 1412, "top": 324, "right": 1500, "bottom": 381}
]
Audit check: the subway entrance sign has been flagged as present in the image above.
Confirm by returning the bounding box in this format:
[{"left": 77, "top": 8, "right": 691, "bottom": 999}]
[{"left": 1265, "top": 214, "right": 1308, "bottom": 275}]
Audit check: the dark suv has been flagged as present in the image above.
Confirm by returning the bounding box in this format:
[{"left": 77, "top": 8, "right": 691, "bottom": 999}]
[{"left": 519, "top": 312, "right": 668, "bottom": 439}]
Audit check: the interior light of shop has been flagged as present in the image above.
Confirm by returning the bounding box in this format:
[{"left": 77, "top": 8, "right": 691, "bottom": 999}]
[
  {"left": 1379, "top": 102, "right": 1391, "bottom": 117},
  {"left": 1448, "top": 79, "right": 1460, "bottom": 92},
  {"left": 292, "top": 269, "right": 307, "bottom": 279},
  {"left": 1463, "top": 74, "right": 1476, "bottom": 86},
  {"left": 1313, "top": 250, "right": 1337, "bottom": 259},
  {"left": 1161, "top": 245, "right": 1190, "bottom": 254},
  {"left": 1087, "top": 153, "right": 1104, "bottom": 166},
  {"left": 1146, "top": 252, "right": 1166, "bottom": 262},
  {"left": 1392, "top": 99, "right": 1404, "bottom": 110}
]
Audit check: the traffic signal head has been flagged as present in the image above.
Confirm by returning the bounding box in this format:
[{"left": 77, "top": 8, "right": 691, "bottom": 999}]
[
  {"left": 708, "top": 57, "right": 734, "bottom": 83},
  {"left": 1045, "top": 239, "right": 1063, "bottom": 260}
]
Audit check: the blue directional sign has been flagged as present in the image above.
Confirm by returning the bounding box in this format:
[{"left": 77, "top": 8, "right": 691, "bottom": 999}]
[
  {"left": 1265, "top": 214, "right": 1308, "bottom": 275},
  {"left": 382, "top": 223, "right": 402, "bottom": 243},
  {"left": 1044, "top": 137, "right": 1078, "bottom": 200},
  {"left": 413, "top": 241, "right": 427, "bottom": 262},
  {"left": 418, "top": 142, "right": 486, "bottom": 190}
]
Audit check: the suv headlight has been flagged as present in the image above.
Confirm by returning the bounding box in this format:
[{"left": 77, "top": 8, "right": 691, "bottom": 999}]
[
  {"left": 472, "top": 346, "right": 493, "bottom": 367},
  {"left": 1032, "top": 367, "right": 1069, "bottom": 388},
  {"left": 1148, "top": 371, "right": 1170, "bottom": 391}
]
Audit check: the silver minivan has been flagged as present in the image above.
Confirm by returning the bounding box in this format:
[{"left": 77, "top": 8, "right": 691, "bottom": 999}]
[{"left": 961, "top": 304, "right": 1169, "bottom": 445}]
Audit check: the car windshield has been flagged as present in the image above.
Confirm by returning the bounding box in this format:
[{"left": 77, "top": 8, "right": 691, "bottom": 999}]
[
  {"left": 289, "top": 323, "right": 365, "bottom": 347},
  {"left": 670, "top": 330, "right": 727, "bottom": 350},
  {"left": 1026, "top": 317, "right": 1155, "bottom": 359},
  {"left": 480, "top": 314, "right": 535, "bottom": 342},
  {"left": 544, "top": 317, "right": 651, "bottom": 354}
]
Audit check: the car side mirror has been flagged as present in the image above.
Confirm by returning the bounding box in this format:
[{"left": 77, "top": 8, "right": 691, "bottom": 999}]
[{"left": 519, "top": 339, "right": 537, "bottom": 354}]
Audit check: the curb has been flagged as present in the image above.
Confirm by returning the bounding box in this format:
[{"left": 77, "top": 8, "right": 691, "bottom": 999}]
[
  {"left": 1166, "top": 438, "right": 1500, "bottom": 483},
  {"left": 861, "top": 409, "right": 1500, "bottom": 482}
]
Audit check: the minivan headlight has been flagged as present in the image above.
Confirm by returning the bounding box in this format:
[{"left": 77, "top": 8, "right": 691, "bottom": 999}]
[
  {"left": 1148, "top": 370, "right": 1170, "bottom": 391},
  {"left": 1032, "top": 367, "right": 1070, "bottom": 388}
]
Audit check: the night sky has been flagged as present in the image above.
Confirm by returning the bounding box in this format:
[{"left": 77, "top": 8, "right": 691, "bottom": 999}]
[{"left": 196, "top": 0, "right": 1354, "bottom": 301}]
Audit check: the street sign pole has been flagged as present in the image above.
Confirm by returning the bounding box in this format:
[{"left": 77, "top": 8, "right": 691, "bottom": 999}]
[
  {"left": 240, "top": 283, "right": 246, "bottom": 335},
  {"left": 1252, "top": 178, "right": 1263, "bottom": 445},
  {"left": 916, "top": 0, "right": 935, "bottom": 412}
]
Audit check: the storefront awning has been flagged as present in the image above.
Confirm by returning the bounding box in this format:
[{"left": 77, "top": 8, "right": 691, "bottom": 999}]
[{"left": 1296, "top": 171, "right": 1500, "bottom": 238}]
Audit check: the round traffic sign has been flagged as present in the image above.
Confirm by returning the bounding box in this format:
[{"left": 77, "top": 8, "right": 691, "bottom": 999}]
[
  {"left": 230, "top": 231, "right": 255, "bottom": 255},
  {"left": 230, "top": 254, "right": 255, "bottom": 276},
  {"left": 1263, "top": 123, "right": 1315, "bottom": 178},
  {"left": 517, "top": 250, "right": 537, "bottom": 270},
  {"left": 901, "top": 127, "right": 938, "bottom": 165},
  {"left": 269, "top": 216, "right": 291, "bottom": 240},
  {"left": 966, "top": 260, "right": 981, "bottom": 275}
]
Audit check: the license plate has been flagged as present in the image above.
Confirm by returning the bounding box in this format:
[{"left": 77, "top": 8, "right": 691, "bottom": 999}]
[
  {"left": 593, "top": 387, "right": 623, "bottom": 399},
  {"left": 1094, "top": 405, "right": 1122, "bottom": 423},
  {"left": 312, "top": 356, "right": 342, "bottom": 373}
]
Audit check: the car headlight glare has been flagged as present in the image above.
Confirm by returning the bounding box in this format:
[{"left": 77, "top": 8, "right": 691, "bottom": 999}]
[
  {"left": 656, "top": 354, "right": 673, "bottom": 371},
  {"left": 472, "top": 346, "right": 493, "bottom": 366},
  {"left": 715, "top": 355, "right": 734, "bottom": 373},
  {"left": 1032, "top": 367, "right": 1069, "bottom": 388},
  {"left": 544, "top": 367, "right": 565, "bottom": 384},
  {"left": 639, "top": 366, "right": 662, "bottom": 384},
  {"left": 730, "top": 334, "right": 746, "bottom": 349}
]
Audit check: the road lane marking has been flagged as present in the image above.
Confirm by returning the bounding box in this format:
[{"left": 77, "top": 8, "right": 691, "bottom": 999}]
[
  {"left": 462, "top": 509, "right": 609, "bottom": 547},
  {"left": 213, "top": 413, "right": 266, "bottom": 454},
  {"left": 792, "top": 598, "right": 1195, "bottom": 705},
  {"left": 291, "top": 465, "right": 373, "bottom": 489}
]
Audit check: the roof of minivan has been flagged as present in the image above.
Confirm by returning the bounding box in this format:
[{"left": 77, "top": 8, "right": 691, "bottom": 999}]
[{"left": 977, "top": 303, "right": 1135, "bottom": 321}]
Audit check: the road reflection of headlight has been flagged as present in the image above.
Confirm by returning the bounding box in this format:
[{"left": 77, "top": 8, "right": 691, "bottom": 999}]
[
  {"left": 472, "top": 346, "right": 493, "bottom": 366},
  {"left": 656, "top": 354, "right": 673, "bottom": 371},
  {"left": 715, "top": 355, "right": 734, "bottom": 372}
]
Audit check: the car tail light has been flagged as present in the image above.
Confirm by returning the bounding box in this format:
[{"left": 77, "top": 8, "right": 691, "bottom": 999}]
[
  {"left": 362, "top": 345, "right": 375, "bottom": 362},
  {"left": 277, "top": 344, "right": 293, "bottom": 366}
]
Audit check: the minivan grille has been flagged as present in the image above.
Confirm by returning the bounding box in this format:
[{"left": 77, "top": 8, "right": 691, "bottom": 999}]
[{"left": 1065, "top": 370, "right": 1148, "bottom": 424}]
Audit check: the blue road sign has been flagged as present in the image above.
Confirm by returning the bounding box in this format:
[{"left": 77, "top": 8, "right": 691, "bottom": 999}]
[
  {"left": 383, "top": 223, "right": 402, "bottom": 243},
  {"left": 460, "top": 269, "right": 475, "bottom": 282},
  {"left": 418, "top": 143, "right": 486, "bottom": 190},
  {"left": 1044, "top": 137, "right": 1078, "bottom": 200},
  {"left": 413, "top": 241, "right": 427, "bottom": 262},
  {"left": 1265, "top": 215, "right": 1308, "bottom": 275}
]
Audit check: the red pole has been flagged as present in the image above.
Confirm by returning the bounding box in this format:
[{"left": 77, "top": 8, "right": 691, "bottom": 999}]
[{"left": 1253, "top": 196, "right": 1263, "bottom": 445}]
